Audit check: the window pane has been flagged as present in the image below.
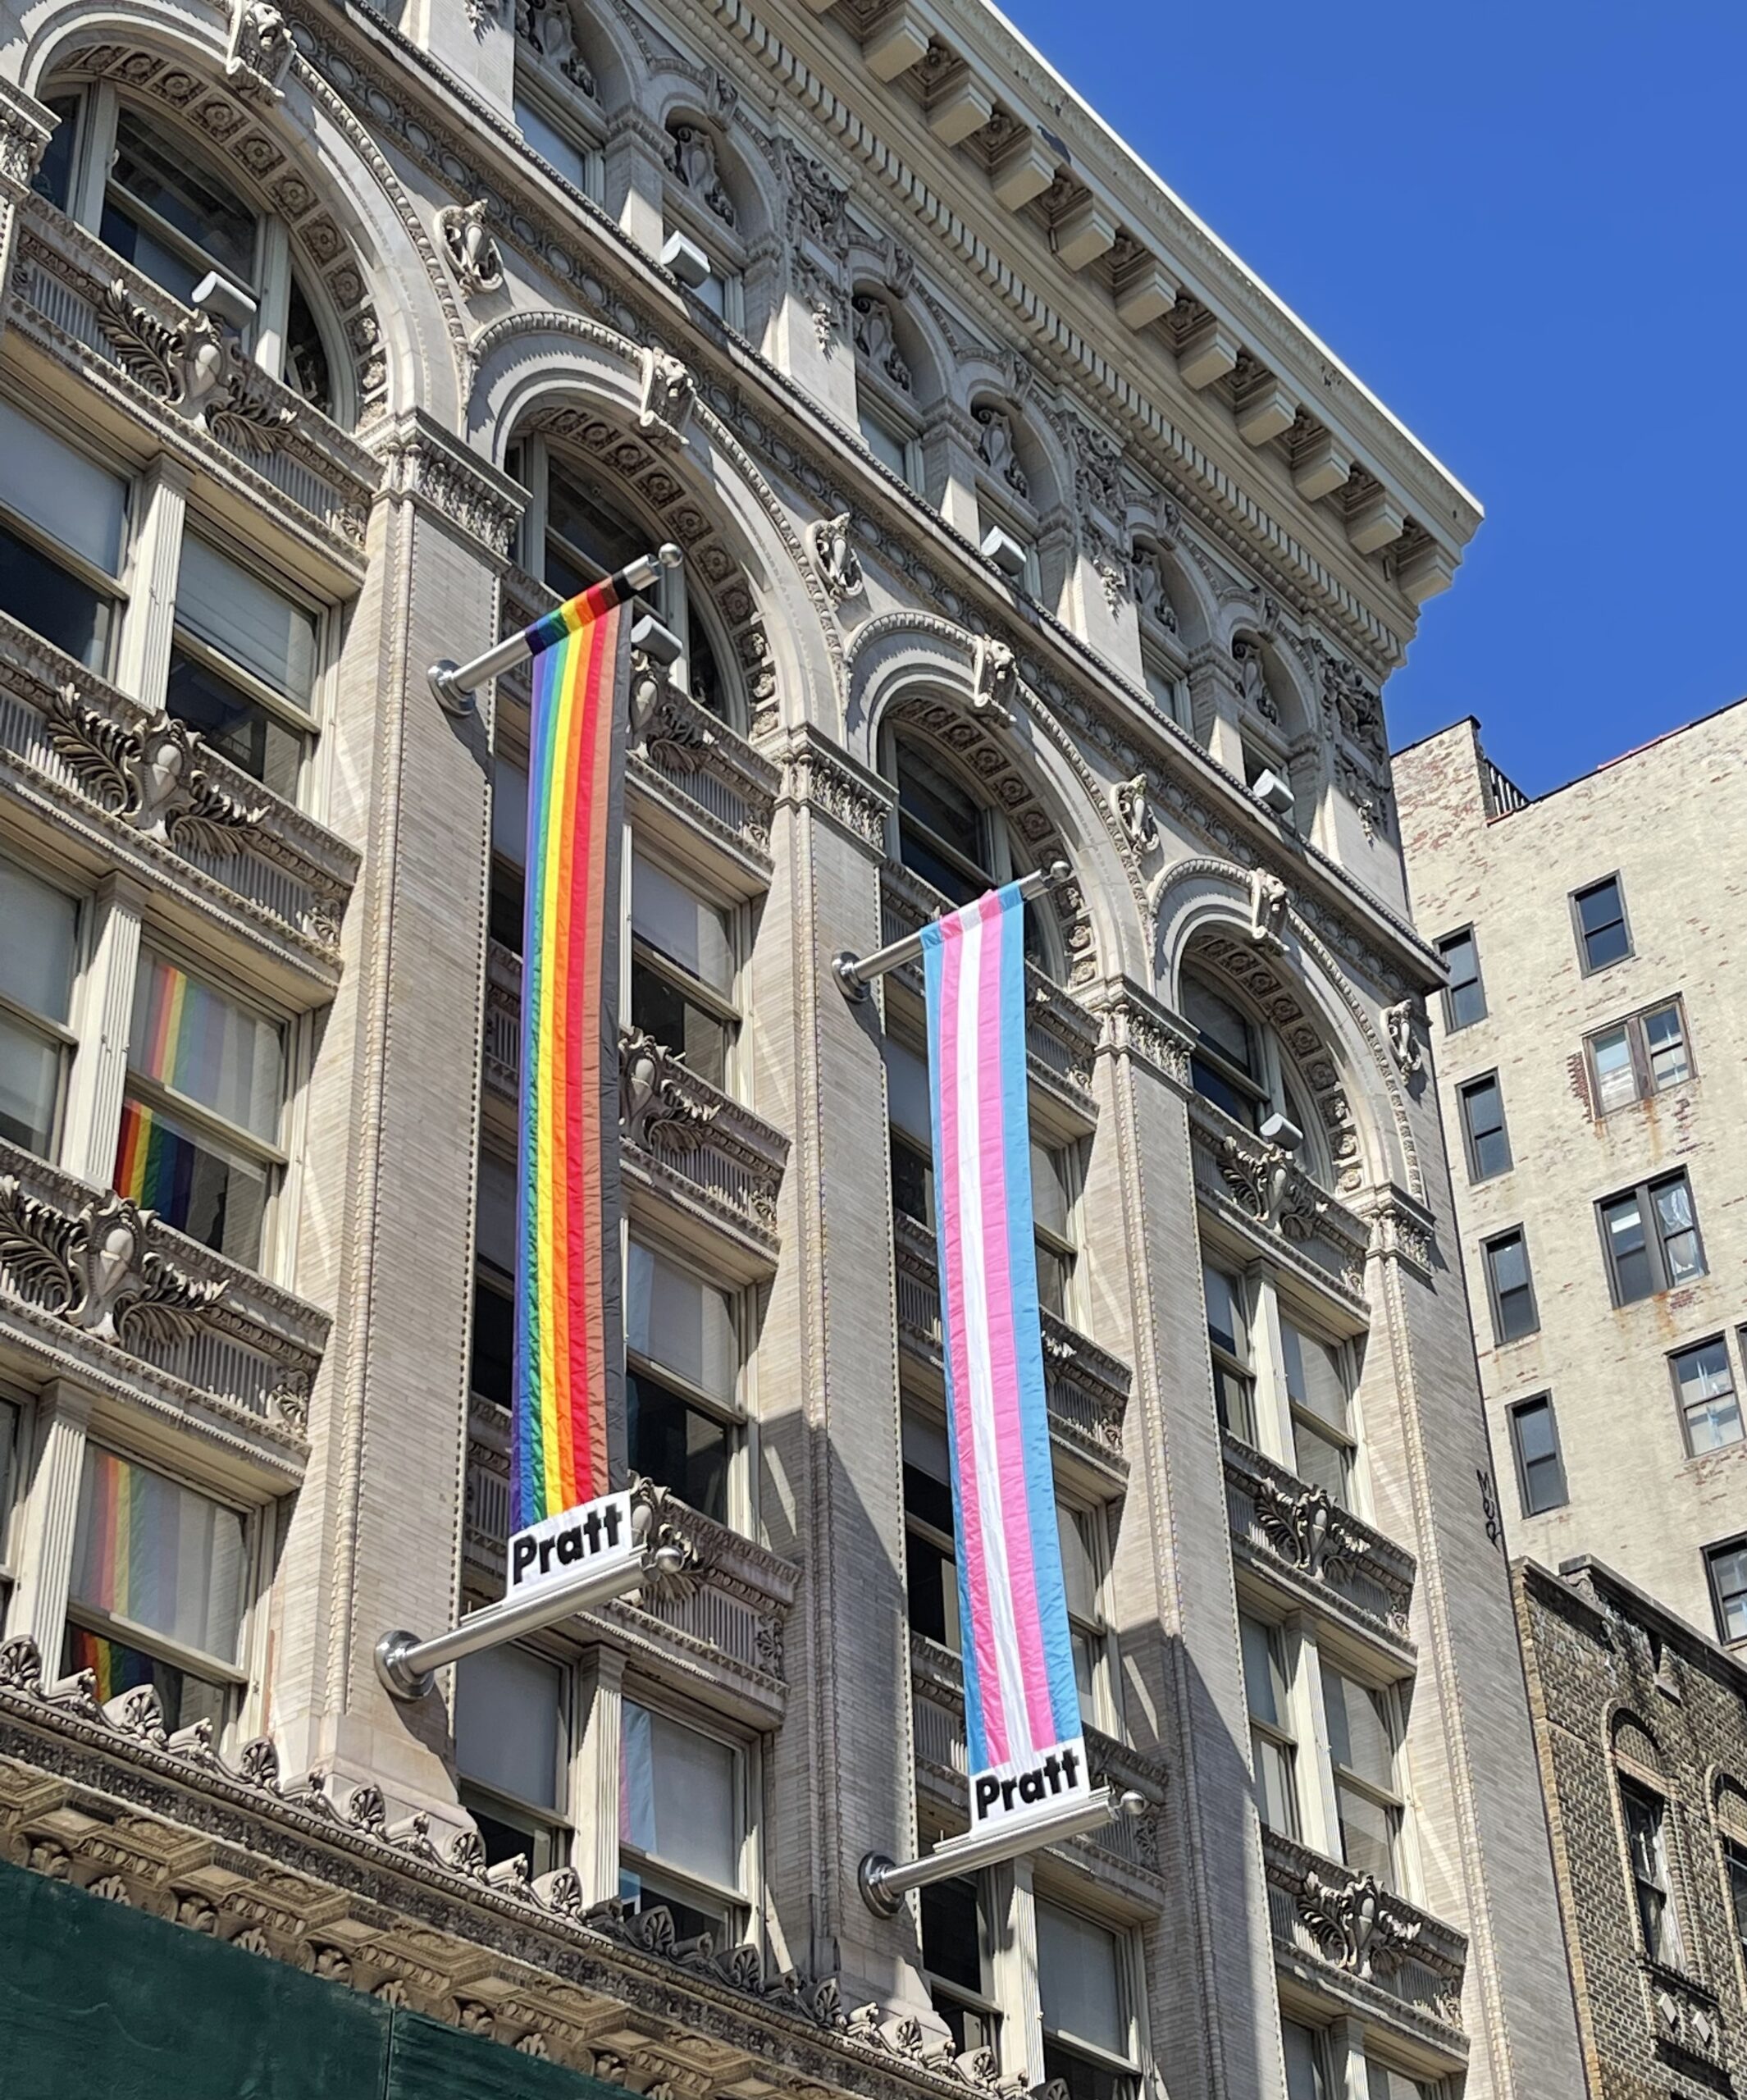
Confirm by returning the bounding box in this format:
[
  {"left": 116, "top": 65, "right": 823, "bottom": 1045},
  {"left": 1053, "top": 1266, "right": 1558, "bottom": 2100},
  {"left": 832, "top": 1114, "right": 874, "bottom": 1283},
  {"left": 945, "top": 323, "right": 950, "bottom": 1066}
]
[
  {"left": 632, "top": 852, "right": 733, "bottom": 996},
  {"left": 176, "top": 537, "right": 318, "bottom": 705},
  {"left": 545, "top": 459, "right": 645, "bottom": 577},
  {"left": 1322, "top": 1665, "right": 1394, "bottom": 1791},
  {"left": 1282, "top": 2023, "right": 1325, "bottom": 2100},
  {"left": 477, "top": 1149, "right": 517, "bottom": 1276},
  {"left": 1710, "top": 1545, "right": 1747, "bottom": 1642},
  {"left": 1653, "top": 1176, "right": 1703, "bottom": 1284},
  {"left": 1036, "top": 1902, "right": 1124, "bottom": 2058},
  {"left": 0, "top": 517, "right": 111, "bottom": 668},
  {"left": 1439, "top": 929, "right": 1484, "bottom": 1028},
  {"left": 0, "top": 1013, "right": 63, "bottom": 1155},
  {"left": 454, "top": 1644, "right": 562, "bottom": 1810},
  {"left": 33, "top": 94, "right": 80, "bottom": 211},
  {"left": 1240, "top": 1616, "right": 1288, "bottom": 1730},
  {"left": 1203, "top": 1265, "right": 1247, "bottom": 1360},
  {"left": 1577, "top": 878, "right": 1629, "bottom": 968},
  {"left": 284, "top": 276, "right": 333, "bottom": 414},
  {"left": 620, "top": 1700, "right": 737, "bottom": 1887},
  {"left": 1057, "top": 1501, "right": 1100, "bottom": 1625},
  {"left": 165, "top": 649, "right": 303, "bottom": 801},
  {"left": 1334, "top": 1779, "right": 1398, "bottom": 1884},
  {"left": 516, "top": 98, "right": 592, "bottom": 192},
  {"left": 1602, "top": 1194, "right": 1651, "bottom": 1302},
  {"left": 1487, "top": 1232, "right": 1538, "bottom": 1343},
  {"left": 491, "top": 757, "right": 529, "bottom": 872},
  {"left": 114, "top": 1095, "right": 270, "bottom": 1262},
  {"left": 69, "top": 1447, "right": 244, "bottom": 1660},
  {"left": 1512, "top": 1399, "right": 1567, "bottom": 1514},
  {"left": 1293, "top": 1417, "right": 1352, "bottom": 1504},
  {"left": 1590, "top": 1025, "right": 1636, "bottom": 1112},
  {"left": 891, "top": 1130, "right": 933, "bottom": 1227},
  {"left": 0, "top": 858, "right": 76, "bottom": 1024},
  {"left": 0, "top": 395, "right": 128, "bottom": 573},
  {"left": 129, "top": 955, "right": 282, "bottom": 1139},
  {"left": 1184, "top": 976, "right": 1256, "bottom": 1076},
  {"left": 630, "top": 959, "right": 728, "bottom": 1088},
  {"left": 1644, "top": 1003, "right": 1689, "bottom": 1089},
  {"left": 627, "top": 1371, "right": 731, "bottom": 1522},
  {"left": 1674, "top": 1341, "right": 1741, "bottom": 1454},
  {"left": 626, "top": 1240, "right": 736, "bottom": 1401},
  {"left": 920, "top": 1876, "right": 983, "bottom": 1994},
  {"left": 63, "top": 1624, "right": 226, "bottom": 1734},
  {"left": 1282, "top": 1323, "right": 1349, "bottom": 1431},
  {"left": 109, "top": 108, "right": 257, "bottom": 284},
  {"left": 469, "top": 1277, "right": 513, "bottom": 1408},
  {"left": 859, "top": 407, "right": 910, "bottom": 482},
  {"left": 1462, "top": 1076, "right": 1510, "bottom": 1178},
  {"left": 885, "top": 1037, "right": 932, "bottom": 1148},
  {"left": 895, "top": 740, "right": 988, "bottom": 876}
]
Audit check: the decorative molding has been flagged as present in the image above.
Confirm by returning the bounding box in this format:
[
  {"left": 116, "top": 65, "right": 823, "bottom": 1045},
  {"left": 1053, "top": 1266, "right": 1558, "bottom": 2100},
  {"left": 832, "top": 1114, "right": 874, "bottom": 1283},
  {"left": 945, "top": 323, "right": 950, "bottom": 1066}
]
[
  {"left": 777, "top": 722, "right": 891, "bottom": 852},
  {"left": 96, "top": 281, "right": 294, "bottom": 454},
  {"left": 436, "top": 199, "right": 505, "bottom": 297},
  {"left": 1247, "top": 866, "right": 1289, "bottom": 951},
  {"left": 367, "top": 409, "right": 524, "bottom": 558},
  {"left": 1216, "top": 1133, "right": 1328, "bottom": 1245},
  {"left": 47, "top": 687, "right": 266, "bottom": 853},
  {"left": 224, "top": 0, "right": 296, "bottom": 103},
  {"left": 0, "top": 1181, "right": 224, "bottom": 1349},
  {"left": 1384, "top": 998, "right": 1423, "bottom": 1076},
  {"left": 805, "top": 513, "right": 864, "bottom": 605},
  {"left": 637, "top": 345, "right": 696, "bottom": 447},
  {"left": 0, "top": 80, "right": 54, "bottom": 191}
]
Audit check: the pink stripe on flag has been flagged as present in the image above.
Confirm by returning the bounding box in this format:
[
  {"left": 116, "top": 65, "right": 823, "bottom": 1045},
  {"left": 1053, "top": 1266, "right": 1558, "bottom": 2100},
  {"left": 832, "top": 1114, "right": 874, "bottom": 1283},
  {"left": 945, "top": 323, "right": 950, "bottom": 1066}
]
[
  {"left": 937, "top": 911, "right": 1007, "bottom": 1765},
  {"left": 971, "top": 893, "right": 1056, "bottom": 1751}
]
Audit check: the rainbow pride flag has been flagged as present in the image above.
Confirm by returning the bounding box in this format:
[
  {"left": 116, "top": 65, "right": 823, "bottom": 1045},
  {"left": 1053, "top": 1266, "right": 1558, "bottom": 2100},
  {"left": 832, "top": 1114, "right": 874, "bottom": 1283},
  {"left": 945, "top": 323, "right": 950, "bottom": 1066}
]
[
  {"left": 114, "top": 1098, "right": 199, "bottom": 1224},
  {"left": 511, "top": 574, "right": 636, "bottom": 1533},
  {"left": 921, "top": 884, "right": 1087, "bottom": 1830}
]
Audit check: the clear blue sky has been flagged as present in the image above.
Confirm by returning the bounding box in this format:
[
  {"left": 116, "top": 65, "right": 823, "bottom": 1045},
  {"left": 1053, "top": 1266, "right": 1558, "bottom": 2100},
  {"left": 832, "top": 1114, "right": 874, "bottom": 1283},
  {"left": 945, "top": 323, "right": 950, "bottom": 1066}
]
[{"left": 994, "top": 0, "right": 1745, "bottom": 797}]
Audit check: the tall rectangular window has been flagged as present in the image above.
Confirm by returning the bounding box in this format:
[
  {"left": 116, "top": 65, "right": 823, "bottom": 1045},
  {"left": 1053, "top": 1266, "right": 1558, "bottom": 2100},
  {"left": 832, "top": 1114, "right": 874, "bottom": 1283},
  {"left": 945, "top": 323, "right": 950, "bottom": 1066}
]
[
  {"left": 470, "top": 1148, "right": 516, "bottom": 1411},
  {"left": 902, "top": 1408, "right": 958, "bottom": 1651},
  {"left": 1599, "top": 1171, "right": 1705, "bottom": 1304},
  {"left": 1204, "top": 1262, "right": 1256, "bottom": 1445},
  {"left": 1281, "top": 1319, "right": 1355, "bottom": 1506},
  {"left": 1057, "top": 1496, "right": 1115, "bottom": 1732},
  {"left": 1457, "top": 1073, "right": 1511, "bottom": 1180},
  {"left": 1032, "top": 1139, "right": 1078, "bottom": 1322},
  {"left": 630, "top": 851, "right": 737, "bottom": 1090},
  {"left": 1321, "top": 1664, "right": 1403, "bottom": 1889},
  {"left": 1573, "top": 874, "right": 1631, "bottom": 972},
  {"left": 1240, "top": 1614, "right": 1298, "bottom": 1838},
  {"left": 64, "top": 1446, "right": 247, "bottom": 1734},
  {"left": 0, "top": 1395, "right": 20, "bottom": 1631},
  {"left": 1672, "top": 1340, "right": 1741, "bottom": 1456},
  {"left": 116, "top": 953, "right": 284, "bottom": 1266},
  {"left": 1620, "top": 1778, "right": 1682, "bottom": 1964},
  {"left": 920, "top": 1874, "right": 1001, "bottom": 2055},
  {"left": 625, "top": 1239, "right": 739, "bottom": 1526},
  {"left": 1281, "top": 2024, "right": 1325, "bottom": 2100},
  {"left": 1366, "top": 2070, "right": 1435, "bottom": 2100},
  {"left": 887, "top": 1034, "right": 934, "bottom": 1229},
  {"left": 1436, "top": 928, "right": 1485, "bottom": 1029},
  {"left": 619, "top": 1698, "right": 744, "bottom": 1942},
  {"left": 0, "top": 394, "right": 128, "bottom": 671},
  {"left": 1723, "top": 1839, "right": 1747, "bottom": 1970},
  {"left": 489, "top": 754, "right": 528, "bottom": 952},
  {"left": 1483, "top": 1230, "right": 1538, "bottom": 1344},
  {"left": 1035, "top": 1901, "right": 1138, "bottom": 2100},
  {"left": 0, "top": 856, "right": 79, "bottom": 1158},
  {"left": 1585, "top": 998, "right": 1691, "bottom": 1113},
  {"left": 167, "top": 536, "right": 318, "bottom": 803},
  {"left": 454, "top": 1643, "right": 568, "bottom": 1871},
  {"left": 1508, "top": 1395, "right": 1567, "bottom": 1515},
  {"left": 1706, "top": 1540, "right": 1747, "bottom": 1646}
]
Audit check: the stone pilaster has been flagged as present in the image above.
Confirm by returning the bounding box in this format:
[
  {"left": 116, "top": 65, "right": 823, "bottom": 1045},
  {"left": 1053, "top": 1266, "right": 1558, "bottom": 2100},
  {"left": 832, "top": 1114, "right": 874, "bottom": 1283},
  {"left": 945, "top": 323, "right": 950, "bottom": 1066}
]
[
  {"left": 59, "top": 872, "right": 146, "bottom": 1189},
  {"left": 575, "top": 1646, "right": 626, "bottom": 1905},
  {"left": 7, "top": 1381, "right": 94, "bottom": 1663},
  {"left": 112, "top": 459, "right": 189, "bottom": 710},
  {"left": 0, "top": 80, "right": 52, "bottom": 347}
]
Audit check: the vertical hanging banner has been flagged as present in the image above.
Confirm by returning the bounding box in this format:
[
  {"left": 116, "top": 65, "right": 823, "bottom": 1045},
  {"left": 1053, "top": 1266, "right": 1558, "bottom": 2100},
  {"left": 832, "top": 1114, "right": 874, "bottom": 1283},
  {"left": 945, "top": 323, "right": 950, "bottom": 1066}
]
[
  {"left": 509, "top": 575, "right": 639, "bottom": 1600},
  {"left": 922, "top": 883, "right": 1090, "bottom": 1833}
]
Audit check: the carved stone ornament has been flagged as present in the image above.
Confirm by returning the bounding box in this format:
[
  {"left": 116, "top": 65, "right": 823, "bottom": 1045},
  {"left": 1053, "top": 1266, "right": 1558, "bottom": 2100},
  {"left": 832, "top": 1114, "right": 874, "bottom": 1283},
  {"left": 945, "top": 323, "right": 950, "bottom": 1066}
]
[
  {"left": 628, "top": 1475, "right": 706, "bottom": 1604},
  {"left": 1090, "top": 538, "right": 1128, "bottom": 617},
  {"left": 637, "top": 347, "right": 696, "bottom": 447},
  {"left": 48, "top": 685, "right": 267, "bottom": 853},
  {"left": 668, "top": 123, "right": 735, "bottom": 229},
  {"left": 0, "top": 1180, "right": 226, "bottom": 1347},
  {"left": 1248, "top": 867, "right": 1290, "bottom": 950},
  {"left": 780, "top": 142, "right": 849, "bottom": 257},
  {"left": 514, "top": 0, "right": 594, "bottom": 95},
  {"left": 973, "top": 405, "right": 1028, "bottom": 500},
  {"left": 1131, "top": 544, "right": 1178, "bottom": 632},
  {"left": 969, "top": 634, "right": 1018, "bottom": 724},
  {"left": 632, "top": 669, "right": 717, "bottom": 773},
  {"left": 96, "top": 284, "right": 294, "bottom": 454},
  {"left": 1111, "top": 773, "right": 1158, "bottom": 856},
  {"left": 1068, "top": 418, "right": 1123, "bottom": 517},
  {"left": 1295, "top": 1869, "right": 1422, "bottom": 1982},
  {"left": 619, "top": 1031, "right": 720, "bottom": 1150},
  {"left": 224, "top": 0, "right": 294, "bottom": 103},
  {"left": 851, "top": 294, "right": 910, "bottom": 392},
  {"left": 1251, "top": 1473, "right": 1366, "bottom": 1582},
  {"left": 804, "top": 513, "right": 863, "bottom": 605},
  {"left": 1233, "top": 635, "right": 1277, "bottom": 723},
  {"left": 1314, "top": 641, "right": 1387, "bottom": 762},
  {"left": 1384, "top": 998, "right": 1423, "bottom": 1076},
  {"left": 436, "top": 200, "right": 504, "bottom": 298},
  {"left": 1216, "top": 1134, "right": 1327, "bottom": 1244}
]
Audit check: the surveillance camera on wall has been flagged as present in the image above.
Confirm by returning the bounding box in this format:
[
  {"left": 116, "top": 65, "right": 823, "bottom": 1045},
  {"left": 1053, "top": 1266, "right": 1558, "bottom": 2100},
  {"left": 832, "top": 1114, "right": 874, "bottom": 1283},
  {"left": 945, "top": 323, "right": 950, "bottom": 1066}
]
[
  {"left": 980, "top": 527, "right": 1029, "bottom": 582},
  {"left": 191, "top": 272, "right": 257, "bottom": 331},
  {"left": 659, "top": 231, "right": 713, "bottom": 290},
  {"left": 631, "top": 613, "right": 683, "bottom": 666},
  {"left": 1252, "top": 769, "right": 1295, "bottom": 818},
  {"left": 1260, "top": 1111, "right": 1304, "bottom": 1152}
]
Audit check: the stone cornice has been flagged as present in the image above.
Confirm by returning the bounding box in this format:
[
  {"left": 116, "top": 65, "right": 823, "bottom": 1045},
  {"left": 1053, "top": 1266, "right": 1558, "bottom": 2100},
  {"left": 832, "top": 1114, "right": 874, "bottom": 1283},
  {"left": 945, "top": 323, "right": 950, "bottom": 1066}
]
[
  {"left": 366, "top": 408, "right": 527, "bottom": 562},
  {"left": 0, "top": 71, "right": 52, "bottom": 193}
]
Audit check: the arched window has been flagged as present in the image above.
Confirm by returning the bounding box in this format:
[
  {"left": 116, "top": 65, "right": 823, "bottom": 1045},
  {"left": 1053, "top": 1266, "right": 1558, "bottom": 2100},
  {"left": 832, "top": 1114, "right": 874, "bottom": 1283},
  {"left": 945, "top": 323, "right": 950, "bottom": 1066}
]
[
  {"left": 1179, "top": 951, "right": 1326, "bottom": 1179},
  {"left": 1614, "top": 1719, "right": 1686, "bottom": 1970},
  {"left": 1131, "top": 537, "right": 1190, "bottom": 731},
  {"left": 507, "top": 432, "right": 741, "bottom": 727},
  {"left": 662, "top": 116, "right": 747, "bottom": 330},
  {"left": 852, "top": 288, "right": 924, "bottom": 494},
  {"left": 883, "top": 725, "right": 1061, "bottom": 979},
  {"left": 969, "top": 396, "right": 1045, "bottom": 597},
  {"left": 513, "top": 0, "right": 605, "bottom": 201},
  {"left": 33, "top": 85, "right": 349, "bottom": 424}
]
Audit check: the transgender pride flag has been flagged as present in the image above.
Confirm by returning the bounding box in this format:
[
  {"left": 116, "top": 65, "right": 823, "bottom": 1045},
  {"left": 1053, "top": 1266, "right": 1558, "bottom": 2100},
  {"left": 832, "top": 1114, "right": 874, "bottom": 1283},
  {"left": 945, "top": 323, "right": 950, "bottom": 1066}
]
[{"left": 921, "top": 884, "right": 1088, "bottom": 1830}]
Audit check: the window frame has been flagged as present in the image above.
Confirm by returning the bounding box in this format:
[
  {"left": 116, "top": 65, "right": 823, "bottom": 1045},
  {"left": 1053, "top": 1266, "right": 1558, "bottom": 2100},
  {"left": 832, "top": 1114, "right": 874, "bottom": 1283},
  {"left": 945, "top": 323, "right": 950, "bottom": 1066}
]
[
  {"left": 0, "top": 381, "right": 135, "bottom": 676},
  {"left": 616, "top": 1684, "right": 752, "bottom": 1942},
  {"left": 1456, "top": 1071, "right": 1512, "bottom": 1182},
  {"left": 513, "top": 73, "right": 606, "bottom": 204},
  {"left": 1032, "top": 1889, "right": 1144, "bottom": 2100},
  {"left": 901, "top": 1398, "right": 960, "bottom": 1654},
  {"left": 1481, "top": 1228, "right": 1539, "bottom": 1346},
  {"left": 1435, "top": 926, "right": 1485, "bottom": 1031},
  {"left": 453, "top": 1640, "right": 575, "bottom": 1876},
  {"left": 1241, "top": 1611, "right": 1300, "bottom": 1840},
  {"left": 1705, "top": 1537, "right": 1747, "bottom": 1647},
  {"left": 1722, "top": 1832, "right": 1747, "bottom": 1977},
  {"left": 1279, "top": 1313, "right": 1359, "bottom": 1508},
  {"left": 1670, "top": 1337, "right": 1743, "bottom": 1459},
  {"left": 1619, "top": 1773, "right": 1685, "bottom": 1966},
  {"left": 628, "top": 849, "right": 742, "bottom": 1096},
  {"left": 1571, "top": 872, "right": 1633, "bottom": 975},
  {"left": 1203, "top": 1258, "right": 1258, "bottom": 1447},
  {"left": 623, "top": 1229, "right": 748, "bottom": 1532},
  {"left": 1056, "top": 1487, "right": 1120, "bottom": 1737},
  {"left": 919, "top": 1869, "right": 1004, "bottom": 2057},
  {"left": 1321, "top": 1661, "right": 1407, "bottom": 1892},
  {"left": 0, "top": 848, "right": 85, "bottom": 1162},
  {"left": 1597, "top": 1170, "right": 1707, "bottom": 1306},
  {"left": 1584, "top": 996, "right": 1693, "bottom": 1115},
  {"left": 1507, "top": 1393, "right": 1568, "bottom": 1517}
]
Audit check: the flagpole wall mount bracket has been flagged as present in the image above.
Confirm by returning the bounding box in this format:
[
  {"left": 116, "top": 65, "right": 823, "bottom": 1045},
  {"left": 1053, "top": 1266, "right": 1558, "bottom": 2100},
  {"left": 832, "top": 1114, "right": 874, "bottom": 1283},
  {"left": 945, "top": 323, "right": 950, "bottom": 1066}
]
[
  {"left": 856, "top": 1785, "right": 1143, "bottom": 1915},
  {"left": 833, "top": 860, "right": 1072, "bottom": 1001}
]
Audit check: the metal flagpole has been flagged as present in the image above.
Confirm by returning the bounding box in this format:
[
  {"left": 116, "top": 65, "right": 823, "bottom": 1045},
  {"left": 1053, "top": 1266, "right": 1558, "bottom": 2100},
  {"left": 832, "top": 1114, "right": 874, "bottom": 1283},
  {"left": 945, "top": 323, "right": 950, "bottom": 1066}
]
[
  {"left": 832, "top": 860, "right": 1073, "bottom": 999},
  {"left": 858, "top": 1787, "right": 1146, "bottom": 1915},
  {"left": 427, "top": 541, "right": 685, "bottom": 717}
]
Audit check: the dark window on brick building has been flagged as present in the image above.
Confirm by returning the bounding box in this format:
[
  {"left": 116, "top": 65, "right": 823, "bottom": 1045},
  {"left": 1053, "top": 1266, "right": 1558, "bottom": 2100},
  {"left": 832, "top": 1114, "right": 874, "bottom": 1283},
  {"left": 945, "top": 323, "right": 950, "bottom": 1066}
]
[
  {"left": 1573, "top": 874, "right": 1631, "bottom": 973},
  {"left": 1599, "top": 1171, "right": 1705, "bottom": 1304},
  {"left": 1484, "top": 1230, "right": 1538, "bottom": 1344},
  {"left": 1508, "top": 1395, "right": 1567, "bottom": 1516},
  {"left": 1437, "top": 928, "right": 1485, "bottom": 1029},
  {"left": 1458, "top": 1073, "right": 1512, "bottom": 1181}
]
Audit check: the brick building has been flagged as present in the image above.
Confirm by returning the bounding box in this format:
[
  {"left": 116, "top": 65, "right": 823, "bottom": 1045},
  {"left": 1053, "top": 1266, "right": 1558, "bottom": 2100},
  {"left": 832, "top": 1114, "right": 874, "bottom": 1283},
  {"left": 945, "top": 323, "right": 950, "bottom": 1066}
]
[{"left": 0, "top": 0, "right": 1589, "bottom": 2093}]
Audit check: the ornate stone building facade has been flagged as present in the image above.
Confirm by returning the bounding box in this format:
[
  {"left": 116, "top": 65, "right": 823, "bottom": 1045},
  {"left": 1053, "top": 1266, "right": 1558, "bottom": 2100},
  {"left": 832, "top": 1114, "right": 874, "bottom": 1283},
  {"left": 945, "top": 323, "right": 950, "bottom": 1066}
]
[{"left": 0, "top": 0, "right": 1586, "bottom": 2094}]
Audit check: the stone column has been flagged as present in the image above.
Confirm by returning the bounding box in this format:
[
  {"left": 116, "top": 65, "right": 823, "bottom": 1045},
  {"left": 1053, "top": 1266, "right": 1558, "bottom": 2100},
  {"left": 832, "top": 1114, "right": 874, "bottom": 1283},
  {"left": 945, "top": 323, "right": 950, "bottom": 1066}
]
[
  {"left": 1083, "top": 979, "right": 1287, "bottom": 2100},
  {"left": 574, "top": 1646, "right": 626, "bottom": 1904},
  {"left": 993, "top": 1858, "right": 1045, "bottom": 2088},
  {"left": 924, "top": 414, "right": 981, "bottom": 540},
  {"left": 1187, "top": 646, "right": 1246, "bottom": 778},
  {"left": 266, "top": 411, "right": 525, "bottom": 1819},
  {"left": 746, "top": 725, "right": 925, "bottom": 2006},
  {"left": 59, "top": 872, "right": 147, "bottom": 1189},
  {"left": 112, "top": 458, "right": 189, "bottom": 709},
  {"left": 604, "top": 120, "right": 667, "bottom": 258},
  {"left": 7, "top": 1381, "right": 94, "bottom": 1664}
]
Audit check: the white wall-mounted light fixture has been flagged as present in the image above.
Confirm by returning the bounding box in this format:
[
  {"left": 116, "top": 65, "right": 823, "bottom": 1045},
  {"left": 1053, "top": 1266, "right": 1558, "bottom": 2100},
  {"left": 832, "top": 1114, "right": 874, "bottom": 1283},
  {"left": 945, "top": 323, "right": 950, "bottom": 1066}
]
[
  {"left": 980, "top": 526, "right": 1029, "bottom": 581},
  {"left": 1252, "top": 768, "right": 1295, "bottom": 818},
  {"left": 659, "top": 231, "right": 712, "bottom": 291},
  {"left": 1260, "top": 1110, "right": 1304, "bottom": 1152}
]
